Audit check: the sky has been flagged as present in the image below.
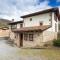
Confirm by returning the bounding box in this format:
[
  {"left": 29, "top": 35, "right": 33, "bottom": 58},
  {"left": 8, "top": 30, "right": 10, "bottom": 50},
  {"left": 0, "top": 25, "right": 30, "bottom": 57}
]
[{"left": 0, "top": 0, "right": 60, "bottom": 21}]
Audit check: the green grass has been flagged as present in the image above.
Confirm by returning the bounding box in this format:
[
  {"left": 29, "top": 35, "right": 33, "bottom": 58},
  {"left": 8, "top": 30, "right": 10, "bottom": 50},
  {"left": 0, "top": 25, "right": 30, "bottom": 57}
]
[{"left": 17, "top": 48, "right": 60, "bottom": 60}]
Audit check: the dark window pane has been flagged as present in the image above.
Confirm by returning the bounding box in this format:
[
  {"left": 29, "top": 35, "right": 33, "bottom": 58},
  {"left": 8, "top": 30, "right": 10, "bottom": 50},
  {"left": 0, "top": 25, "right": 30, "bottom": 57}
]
[
  {"left": 30, "top": 18, "right": 32, "bottom": 21},
  {"left": 11, "top": 24, "right": 17, "bottom": 29},
  {"left": 58, "top": 24, "right": 60, "bottom": 31},
  {"left": 29, "top": 34, "right": 33, "bottom": 41},
  {"left": 55, "top": 23, "right": 57, "bottom": 32},
  {"left": 24, "top": 34, "right": 28, "bottom": 41},
  {"left": 40, "top": 21, "right": 43, "bottom": 26},
  {"left": 54, "top": 13, "right": 57, "bottom": 21},
  {"left": 20, "top": 24, "right": 23, "bottom": 28}
]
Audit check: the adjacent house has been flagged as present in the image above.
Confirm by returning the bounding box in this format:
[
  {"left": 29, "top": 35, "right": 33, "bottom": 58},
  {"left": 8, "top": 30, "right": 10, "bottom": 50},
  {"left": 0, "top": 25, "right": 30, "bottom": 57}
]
[
  {"left": 9, "top": 21, "right": 23, "bottom": 45},
  {"left": 9, "top": 8, "right": 60, "bottom": 47}
]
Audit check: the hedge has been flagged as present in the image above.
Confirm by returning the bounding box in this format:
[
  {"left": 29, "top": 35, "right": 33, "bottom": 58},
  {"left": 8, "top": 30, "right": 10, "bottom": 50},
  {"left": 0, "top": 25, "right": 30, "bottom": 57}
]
[{"left": 53, "top": 39, "right": 60, "bottom": 47}]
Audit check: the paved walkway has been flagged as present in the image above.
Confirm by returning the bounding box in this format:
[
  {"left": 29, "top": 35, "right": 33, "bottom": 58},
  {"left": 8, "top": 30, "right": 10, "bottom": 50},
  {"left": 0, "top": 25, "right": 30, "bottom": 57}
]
[{"left": 0, "top": 39, "right": 42, "bottom": 60}]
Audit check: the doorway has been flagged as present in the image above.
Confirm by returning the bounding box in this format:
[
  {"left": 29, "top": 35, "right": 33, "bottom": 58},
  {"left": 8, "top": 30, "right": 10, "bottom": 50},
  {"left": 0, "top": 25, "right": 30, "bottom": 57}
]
[{"left": 20, "top": 33, "right": 23, "bottom": 47}]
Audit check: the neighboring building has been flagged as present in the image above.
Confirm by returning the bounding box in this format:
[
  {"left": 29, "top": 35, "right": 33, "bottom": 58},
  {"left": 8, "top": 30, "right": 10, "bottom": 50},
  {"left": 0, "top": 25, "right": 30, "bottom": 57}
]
[
  {"left": 9, "top": 8, "right": 59, "bottom": 47},
  {"left": 9, "top": 21, "right": 23, "bottom": 45}
]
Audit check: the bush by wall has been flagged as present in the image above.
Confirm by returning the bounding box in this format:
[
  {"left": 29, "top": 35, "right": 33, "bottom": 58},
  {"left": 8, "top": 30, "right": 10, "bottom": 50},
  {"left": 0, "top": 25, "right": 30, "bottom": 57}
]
[{"left": 53, "top": 39, "right": 60, "bottom": 47}]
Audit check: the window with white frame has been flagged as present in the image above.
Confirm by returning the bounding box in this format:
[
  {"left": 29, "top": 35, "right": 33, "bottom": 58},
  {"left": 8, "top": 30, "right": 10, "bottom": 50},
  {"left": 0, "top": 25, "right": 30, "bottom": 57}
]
[
  {"left": 24, "top": 33, "right": 34, "bottom": 41},
  {"left": 11, "top": 24, "right": 17, "bottom": 29},
  {"left": 58, "top": 23, "right": 60, "bottom": 31},
  {"left": 40, "top": 21, "right": 43, "bottom": 26},
  {"left": 20, "top": 24, "right": 23, "bottom": 28},
  {"left": 54, "top": 13, "right": 57, "bottom": 21},
  {"left": 29, "top": 34, "right": 33, "bottom": 41},
  {"left": 55, "top": 23, "right": 57, "bottom": 32},
  {"left": 30, "top": 18, "right": 32, "bottom": 21},
  {"left": 24, "top": 33, "right": 28, "bottom": 41}
]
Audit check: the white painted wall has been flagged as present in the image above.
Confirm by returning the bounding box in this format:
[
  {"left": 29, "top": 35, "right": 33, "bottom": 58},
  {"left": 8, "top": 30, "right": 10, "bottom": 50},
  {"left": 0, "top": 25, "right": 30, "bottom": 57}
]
[
  {"left": 23, "top": 12, "right": 58, "bottom": 32},
  {"left": 16, "top": 23, "right": 23, "bottom": 29},
  {"left": 43, "top": 12, "right": 58, "bottom": 42},
  {"left": 17, "top": 23, "right": 20, "bottom": 28},
  {"left": 46, "top": 12, "right": 58, "bottom": 32},
  {"left": 23, "top": 13, "right": 52, "bottom": 27},
  {"left": 58, "top": 21, "right": 60, "bottom": 32}
]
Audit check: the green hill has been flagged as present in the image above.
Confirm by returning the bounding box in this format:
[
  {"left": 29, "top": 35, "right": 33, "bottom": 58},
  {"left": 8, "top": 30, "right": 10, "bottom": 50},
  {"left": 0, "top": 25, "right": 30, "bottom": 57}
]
[{"left": 0, "top": 19, "right": 11, "bottom": 28}]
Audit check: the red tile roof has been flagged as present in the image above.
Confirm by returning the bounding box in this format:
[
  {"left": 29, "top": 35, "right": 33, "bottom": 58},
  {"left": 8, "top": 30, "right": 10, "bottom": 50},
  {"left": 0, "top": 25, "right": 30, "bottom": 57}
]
[{"left": 13, "top": 25, "right": 51, "bottom": 32}]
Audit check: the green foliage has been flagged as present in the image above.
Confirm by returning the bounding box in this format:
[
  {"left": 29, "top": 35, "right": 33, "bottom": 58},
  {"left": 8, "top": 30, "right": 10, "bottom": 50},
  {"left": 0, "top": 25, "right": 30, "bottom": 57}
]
[
  {"left": 0, "top": 22, "right": 8, "bottom": 28},
  {"left": 53, "top": 39, "right": 60, "bottom": 47}
]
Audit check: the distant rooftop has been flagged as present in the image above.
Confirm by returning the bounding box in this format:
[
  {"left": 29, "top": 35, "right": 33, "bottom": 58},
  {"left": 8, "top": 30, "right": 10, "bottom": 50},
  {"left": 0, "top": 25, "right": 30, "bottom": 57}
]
[{"left": 8, "top": 20, "right": 23, "bottom": 25}]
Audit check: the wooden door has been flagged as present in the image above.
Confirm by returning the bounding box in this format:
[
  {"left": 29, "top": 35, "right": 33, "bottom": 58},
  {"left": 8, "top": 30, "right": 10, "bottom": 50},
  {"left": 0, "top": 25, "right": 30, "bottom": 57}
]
[{"left": 20, "top": 33, "right": 23, "bottom": 47}]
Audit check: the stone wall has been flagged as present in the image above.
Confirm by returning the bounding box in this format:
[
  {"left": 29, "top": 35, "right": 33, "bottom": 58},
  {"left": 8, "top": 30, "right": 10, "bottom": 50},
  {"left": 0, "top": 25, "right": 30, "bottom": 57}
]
[
  {"left": 23, "top": 31, "right": 57, "bottom": 47},
  {"left": 0, "top": 29, "right": 9, "bottom": 37},
  {"left": 9, "top": 30, "right": 58, "bottom": 48},
  {"left": 23, "top": 32, "right": 43, "bottom": 47},
  {"left": 43, "top": 31, "right": 57, "bottom": 42}
]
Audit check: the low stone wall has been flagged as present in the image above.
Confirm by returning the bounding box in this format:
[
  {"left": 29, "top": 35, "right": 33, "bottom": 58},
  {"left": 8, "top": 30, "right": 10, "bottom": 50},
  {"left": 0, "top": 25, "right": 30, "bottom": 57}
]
[{"left": 0, "top": 29, "right": 9, "bottom": 38}]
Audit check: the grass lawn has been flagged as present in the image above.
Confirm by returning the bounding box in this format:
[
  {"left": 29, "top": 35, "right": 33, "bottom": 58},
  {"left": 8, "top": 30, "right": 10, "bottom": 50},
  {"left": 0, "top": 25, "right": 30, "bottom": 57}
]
[{"left": 17, "top": 48, "right": 60, "bottom": 60}]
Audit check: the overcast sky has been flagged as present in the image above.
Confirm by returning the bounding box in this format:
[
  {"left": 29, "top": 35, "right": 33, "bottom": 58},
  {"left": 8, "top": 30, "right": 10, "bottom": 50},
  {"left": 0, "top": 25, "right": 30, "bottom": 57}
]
[{"left": 0, "top": 0, "right": 60, "bottom": 21}]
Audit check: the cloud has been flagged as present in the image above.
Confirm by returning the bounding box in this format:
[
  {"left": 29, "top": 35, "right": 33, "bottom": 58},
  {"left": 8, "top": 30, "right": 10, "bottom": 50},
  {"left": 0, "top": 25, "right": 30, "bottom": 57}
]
[
  {"left": 57, "top": 0, "right": 60, "bottom": 2},
  {"left": 0, "top": 0, "right": 51, "bottom": 21},
  {"left": 57, "top": 6, "right": 60, "bottom": 13}
]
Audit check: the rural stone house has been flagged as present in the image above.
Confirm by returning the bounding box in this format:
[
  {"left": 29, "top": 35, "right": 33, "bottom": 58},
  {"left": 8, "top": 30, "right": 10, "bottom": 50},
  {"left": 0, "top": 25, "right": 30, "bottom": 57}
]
[{"left": 9, "top": 8, "right": 60, "bottom": 47}]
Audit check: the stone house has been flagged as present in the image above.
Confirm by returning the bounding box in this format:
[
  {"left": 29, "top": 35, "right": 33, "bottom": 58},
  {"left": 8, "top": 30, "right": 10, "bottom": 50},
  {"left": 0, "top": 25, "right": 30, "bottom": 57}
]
[{"left": 9, "top": 8, "right": 60, "bottom": 47}]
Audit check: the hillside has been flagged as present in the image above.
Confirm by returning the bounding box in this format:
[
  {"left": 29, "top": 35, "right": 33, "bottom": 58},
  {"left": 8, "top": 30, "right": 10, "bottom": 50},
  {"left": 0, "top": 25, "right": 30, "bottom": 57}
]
[{"left": 0, "top": 19, "right": 11, "bottom": 28}]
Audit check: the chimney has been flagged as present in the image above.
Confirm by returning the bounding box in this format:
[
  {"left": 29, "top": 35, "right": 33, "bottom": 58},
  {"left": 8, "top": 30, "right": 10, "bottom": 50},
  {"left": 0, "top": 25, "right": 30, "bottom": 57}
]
[{"left": 12, "top": 19, "right": 14, "bottom": 22}]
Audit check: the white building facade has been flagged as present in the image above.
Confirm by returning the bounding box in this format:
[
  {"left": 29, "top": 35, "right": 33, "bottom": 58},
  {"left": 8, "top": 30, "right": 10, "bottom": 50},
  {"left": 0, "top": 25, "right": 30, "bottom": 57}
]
[{"left": 9, "top": 8, "right": 59, "bottom": 47}]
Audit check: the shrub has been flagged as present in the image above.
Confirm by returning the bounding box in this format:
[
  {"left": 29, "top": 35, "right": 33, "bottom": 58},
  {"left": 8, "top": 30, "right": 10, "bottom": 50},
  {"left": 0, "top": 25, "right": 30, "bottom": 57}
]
[{"left": 53, "top": 39, "right": 60, "bottom": 47}]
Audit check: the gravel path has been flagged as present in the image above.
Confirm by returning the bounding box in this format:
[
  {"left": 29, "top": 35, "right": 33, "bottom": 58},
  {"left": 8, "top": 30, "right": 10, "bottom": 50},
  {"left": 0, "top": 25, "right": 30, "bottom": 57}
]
[{"left": 0, "top": 39, "right": 42, "bottom": 60}]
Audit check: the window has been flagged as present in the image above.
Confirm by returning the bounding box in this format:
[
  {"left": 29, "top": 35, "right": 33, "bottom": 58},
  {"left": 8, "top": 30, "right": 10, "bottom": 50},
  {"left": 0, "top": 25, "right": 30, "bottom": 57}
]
[
  {"left": 24, "top": 34, "right": 28, "bottom": 41},
  {"left": 15, "top": 33, "right": 18, "bottom": 38},
  {"left": 24, "top": 33, "right": 34, "bottom": 41},
  {"left": 55, "top": 23, "right": 57, "bottom": 32},
  {"left": 54, "top": 13, "right": 57, "bottom": 21},
  {"left": 29, "top": 34, "right": 33, "bottom": 41},
  {"left": 58, "top": 23, "right": 60, "bottom": 31},
  {"left": 49, "top": 19, "right": 51, "bottom": 21},
  {"left": 30, "top": 18, "right": 32, "bottom": 21},
  {"left": 20, "top": 24, "right": 23, "bottom": 28},
  {"left": 11, "top": 24, "right": 17, "bottom": 29},
  {"left": 40, "top": 21, "right": 43, "bottom": 26}
]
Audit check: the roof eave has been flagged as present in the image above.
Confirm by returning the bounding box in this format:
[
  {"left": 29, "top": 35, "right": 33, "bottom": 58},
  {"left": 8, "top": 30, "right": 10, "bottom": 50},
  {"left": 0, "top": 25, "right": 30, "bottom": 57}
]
[
  {"left": 8, "top": 21, "right": 23, "bottom": 25},
  {"left": 21, "top": 8, "right": 59, "bottom": 18}
]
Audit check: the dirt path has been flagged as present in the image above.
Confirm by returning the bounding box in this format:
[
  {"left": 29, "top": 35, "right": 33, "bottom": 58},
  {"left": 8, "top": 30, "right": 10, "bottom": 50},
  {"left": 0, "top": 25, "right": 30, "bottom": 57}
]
[{"left": 0, "top": 39, "right": 41, "bottom": 60}]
